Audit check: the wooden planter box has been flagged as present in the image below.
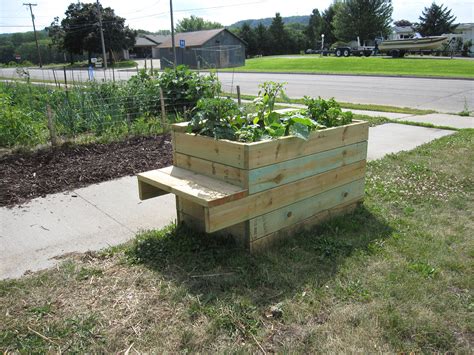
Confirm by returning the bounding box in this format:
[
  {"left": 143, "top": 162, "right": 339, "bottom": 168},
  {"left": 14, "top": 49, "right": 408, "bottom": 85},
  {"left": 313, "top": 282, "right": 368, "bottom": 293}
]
[{"left": 138, "top": 120, "right": 369, "bottom": 252}]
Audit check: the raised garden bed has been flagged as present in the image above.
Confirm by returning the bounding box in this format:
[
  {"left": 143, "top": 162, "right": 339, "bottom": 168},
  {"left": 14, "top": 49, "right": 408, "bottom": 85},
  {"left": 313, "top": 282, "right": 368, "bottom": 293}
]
[{"left": 138, "top": 119, "right": 368, "bottom": 251}]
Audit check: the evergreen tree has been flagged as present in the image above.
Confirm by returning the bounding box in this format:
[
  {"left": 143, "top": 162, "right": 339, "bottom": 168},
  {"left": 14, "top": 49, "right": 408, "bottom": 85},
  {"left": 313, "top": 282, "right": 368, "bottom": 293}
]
[
  {"left": 333, "top": 0, "right": 393, "bottom": 42},
  {"left": 415, "top": 3, "right": 457, "bottom": 36},
  {"left": 305, "top": 9, "right": 322, "bottom": 49},
  {"left": 268, "top": 13, "right": 288, "bottom": 54},
  {"left": 254, "top": 23, "right": 270, "bottom": 56},
  {"left": 320, "top": 2, "right": 341, "bottom": 47},
  {"left": 238, "top": 23, "right": 257, "bottom": 56}
]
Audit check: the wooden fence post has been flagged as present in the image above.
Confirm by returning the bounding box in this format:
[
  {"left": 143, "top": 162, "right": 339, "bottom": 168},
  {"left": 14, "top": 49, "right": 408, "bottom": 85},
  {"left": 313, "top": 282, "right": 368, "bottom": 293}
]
[
  {"left": 46, "top": 104, "right": 58, "bottom": 148},
  {"left": 236, "top": 85, "right": 241, "bottom": 106},
  {"left": 160, "top": 87, "right": 167, "bottom": 133}
]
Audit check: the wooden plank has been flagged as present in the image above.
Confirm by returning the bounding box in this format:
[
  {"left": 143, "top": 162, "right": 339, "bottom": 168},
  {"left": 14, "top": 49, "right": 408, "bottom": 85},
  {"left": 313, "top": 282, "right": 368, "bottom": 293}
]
[
  {"left": 177, "top": 197, "right": 205, "bottom": 219},
  {"left": 171, "top": 122, "right": 189, "bottom": 133},
  {"left": 248, "top": 179, "right": 365, "bottom": 241},
  {"left": 174, "top": 132, "right": 248, "bottom": 169},
  {"left": 174, "top": 152, "right": 248, "bottom": 188},
  {"left": 177, "top": 204, "right": 249, "bottom": 249},
  {"left": 246, "top": 120, "right": 368, "bottom": 169},
  {"left": 206, "top": 160, "right": 366, "bottom": 233},
  {"left": 248, "top": 141, "right": 367, "bottom": 194},
  {"left": 137, "top": 166, "right": 248, "bottom": 207},
  {"left": 138, "top": 178, "right": 169, "bottom": 200},
  {"left": 250, "top": 200, "right": 360, "bottom": 253}
]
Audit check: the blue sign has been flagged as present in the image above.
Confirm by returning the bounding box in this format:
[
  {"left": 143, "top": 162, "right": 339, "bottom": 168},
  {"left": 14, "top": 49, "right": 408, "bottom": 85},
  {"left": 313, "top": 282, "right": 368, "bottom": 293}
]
[{"left": 179, "top": 39, "right": 185, "bottom": 48}]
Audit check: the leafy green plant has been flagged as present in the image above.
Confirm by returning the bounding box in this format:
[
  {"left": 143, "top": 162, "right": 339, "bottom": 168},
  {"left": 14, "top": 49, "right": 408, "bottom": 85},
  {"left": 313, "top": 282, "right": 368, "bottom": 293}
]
[
  {"left": 188, "top": 82, "right": 349, "bottom": 143},
  {"left": 188, "top": 97, "right": 243, "bottom": 140},
  {"left": 158, "top": 65, "right": 221, "bottom": 113},
  {"left": 0, "top": 92, "right": 47, "bottom": 147},
  {"left": 304, "top": 96, "right": 353, "bottom": 128}
]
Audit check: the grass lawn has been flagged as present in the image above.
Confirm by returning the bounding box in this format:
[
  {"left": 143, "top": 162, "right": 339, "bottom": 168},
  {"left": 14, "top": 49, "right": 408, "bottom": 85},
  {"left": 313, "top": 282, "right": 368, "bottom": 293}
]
[
  {"left": 1, "top": 129, "right": 473, "bottom": 352},
  {"left": 227, "top": 92, "right": 437, "bottom": 115},
  {"left": 226, "top": 56, "right": 474, "bottom": 79}
]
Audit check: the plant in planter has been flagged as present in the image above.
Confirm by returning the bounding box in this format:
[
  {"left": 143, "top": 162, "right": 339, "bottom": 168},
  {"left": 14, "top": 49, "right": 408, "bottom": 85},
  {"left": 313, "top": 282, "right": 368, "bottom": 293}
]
[
  {"left": 138, "top": 82, "right": 369, "bottom": 252},
  {"left": 187, "top": 82, "right": 353, "bottom": 142}
]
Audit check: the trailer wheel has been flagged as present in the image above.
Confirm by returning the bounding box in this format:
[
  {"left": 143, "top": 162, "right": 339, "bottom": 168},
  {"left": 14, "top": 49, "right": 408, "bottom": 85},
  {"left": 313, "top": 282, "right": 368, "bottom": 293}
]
[
  {"left": 335, "top": 49, "right": 342, "bottom": 57},
  {"left": 364, "top": 50, "right": 372, "bottom": 57},
  {"left": 391, "top": 50, "right": 400, "bottom": 58},
  {"left": 343, "top": 49, "right": 350, "bottom": 57}
]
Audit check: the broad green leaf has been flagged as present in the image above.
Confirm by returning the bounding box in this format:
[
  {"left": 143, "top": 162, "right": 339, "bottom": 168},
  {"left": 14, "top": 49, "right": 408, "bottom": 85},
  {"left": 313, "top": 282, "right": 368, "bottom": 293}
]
[{"left": 289, "top": 122, "right": 310, "bottom": 140}]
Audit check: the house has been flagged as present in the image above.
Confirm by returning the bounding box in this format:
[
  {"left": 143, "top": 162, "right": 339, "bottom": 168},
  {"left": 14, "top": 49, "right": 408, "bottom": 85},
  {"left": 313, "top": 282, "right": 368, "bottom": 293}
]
[
  {"left": 157, "top": 28, "right": 246, "bottom": 69},
  {"left": 451, "top": 23, "right": 474, "bottom": 55},
  {"left": 128, "top": 34, "right": 170, "bottom": 59}
]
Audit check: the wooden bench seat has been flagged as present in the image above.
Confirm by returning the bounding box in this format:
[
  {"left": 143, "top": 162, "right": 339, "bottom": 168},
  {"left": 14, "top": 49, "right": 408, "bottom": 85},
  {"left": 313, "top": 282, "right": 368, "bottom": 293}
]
[{"left": 137, "top": 166, "right": 248, "bottom": 207}]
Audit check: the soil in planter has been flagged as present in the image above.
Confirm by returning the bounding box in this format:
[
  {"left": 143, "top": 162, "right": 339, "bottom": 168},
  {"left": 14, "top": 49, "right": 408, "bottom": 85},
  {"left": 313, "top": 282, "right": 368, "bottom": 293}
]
[{"left": 0, "top": 135, "right": 173, "bottom": 207}]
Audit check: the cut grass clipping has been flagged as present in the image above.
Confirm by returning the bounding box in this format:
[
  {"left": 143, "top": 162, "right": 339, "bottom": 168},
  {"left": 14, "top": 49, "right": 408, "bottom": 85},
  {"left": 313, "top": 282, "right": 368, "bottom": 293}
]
[
  {"left": 225, "top": 56, "right": 474, "bottom": 79},
  {"left": 1, "top": 129, "right": 473, "bottom": 352}
]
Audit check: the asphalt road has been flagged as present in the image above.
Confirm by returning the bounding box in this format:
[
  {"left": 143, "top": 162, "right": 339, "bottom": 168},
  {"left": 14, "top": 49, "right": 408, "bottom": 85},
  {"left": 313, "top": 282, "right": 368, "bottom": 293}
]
[{"left": 1, "top": 67, "right": 472, "bottom": 113}]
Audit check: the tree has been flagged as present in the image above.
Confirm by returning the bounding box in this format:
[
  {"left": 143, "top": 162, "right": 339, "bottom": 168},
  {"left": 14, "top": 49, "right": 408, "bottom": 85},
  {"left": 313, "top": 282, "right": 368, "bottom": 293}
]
[
  {"left": 237, "top": 23, "right": 257, "bottom": 56},
  {"left": 333, "top": 0, "right": 393, "bottom": 42},
  {"left": 415, "top": 3, "right": 457, "bottom": 36},
  {"left": 176, "top": 15, "right": 222, "bottom": 32},
  {"left": 320, "top": 2, "right": 342, "bottom": 47},
  {"left": 305, "top": 9, "right": 322, "bottom": 49},
  {"left": 394, "top": 19, "right": 413, "bottom": 27},
  {"left": 47, "top": 2, "right": 136, "bottom": 64},
  {"left": 268, "top": 13, "right": 288, "bottom": 54},
  {"left": 254, "top": 23, "right": 270, "bottom": 56}
]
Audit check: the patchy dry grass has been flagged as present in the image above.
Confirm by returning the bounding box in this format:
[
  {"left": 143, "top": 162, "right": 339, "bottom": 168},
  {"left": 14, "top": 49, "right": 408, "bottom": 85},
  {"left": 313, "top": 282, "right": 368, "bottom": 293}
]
[{"left": 1, "top": 130, "right": 473, "bottom": 353}]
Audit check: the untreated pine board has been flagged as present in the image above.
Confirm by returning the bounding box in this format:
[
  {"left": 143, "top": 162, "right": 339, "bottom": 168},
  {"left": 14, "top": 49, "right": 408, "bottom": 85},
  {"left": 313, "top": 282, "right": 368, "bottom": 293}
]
[
  {"left": 177, "top": 196, "right": 205, "bottom": 219},
  {"left": 174, "top": 152, "right": 248, "bottom": 188},
  {"left": 173, "top": 132, "right": 248, "bottom": 169},
  {"left": 248, "top": 179, "right": 365, "bottom": 241},
  {"left": 137, "top": 166, "right": 248, "bottom": 207},
  {"left": 206, "top": 160, "right": 366, "bottom": 232},
  {"left": 248, "top": 141, "right": 367, "bottom": 193},
  {"left": 246, "top": 121, "right": 369, "bottom": 169},
  {"left": 138, "top": 179, "right": 170, "bottom": 200},
  {"left": 250, "top": 200, "right": 360, "bottom": 252}
]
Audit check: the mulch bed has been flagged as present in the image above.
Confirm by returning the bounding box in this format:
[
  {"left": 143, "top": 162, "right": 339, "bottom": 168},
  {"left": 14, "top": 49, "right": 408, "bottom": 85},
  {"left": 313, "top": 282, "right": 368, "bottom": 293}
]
[{"left": 0, "top": 135, "right": 173, "bottom": 207}]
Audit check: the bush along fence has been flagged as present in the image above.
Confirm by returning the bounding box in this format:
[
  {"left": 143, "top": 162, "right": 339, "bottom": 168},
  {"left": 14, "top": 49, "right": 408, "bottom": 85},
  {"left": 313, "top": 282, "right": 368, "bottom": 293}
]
[
  {"left": 138, "top": 83, "right": 368, "bottom": 251},
  {"left": 0, "top": 66, "right": 221, "bottom": 148}
]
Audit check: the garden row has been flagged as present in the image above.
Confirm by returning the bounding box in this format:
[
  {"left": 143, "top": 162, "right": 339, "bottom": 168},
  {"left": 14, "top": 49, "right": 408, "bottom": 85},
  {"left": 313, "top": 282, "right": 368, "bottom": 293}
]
[{"left": 0, "top": 66, "right": 219, "bottom": 148}]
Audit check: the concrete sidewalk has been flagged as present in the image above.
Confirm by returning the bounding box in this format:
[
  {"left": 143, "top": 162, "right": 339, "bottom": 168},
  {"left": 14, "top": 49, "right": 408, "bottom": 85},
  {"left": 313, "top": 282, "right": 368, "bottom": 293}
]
[
  {"left": 272, "top": 101, "right": 474, "bottom": 129},
  {"left": 0, "top": 123, "right": 456, "bottom": 279}
]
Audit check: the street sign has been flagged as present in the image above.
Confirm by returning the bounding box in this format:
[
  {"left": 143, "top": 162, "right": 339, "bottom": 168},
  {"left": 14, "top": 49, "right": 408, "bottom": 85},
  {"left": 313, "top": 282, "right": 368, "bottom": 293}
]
[
  {"left": 15, "top": 54, "right": 21, "bottom": 60},
  {"left": 179, "top": 39, "right": 185, "bottom": 48}
]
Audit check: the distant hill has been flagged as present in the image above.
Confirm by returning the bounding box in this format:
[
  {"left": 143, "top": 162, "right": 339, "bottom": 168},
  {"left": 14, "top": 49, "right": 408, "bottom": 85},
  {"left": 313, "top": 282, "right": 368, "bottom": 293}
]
[{"left": 229, "top": 15, "right": 310, "bottom": 29}]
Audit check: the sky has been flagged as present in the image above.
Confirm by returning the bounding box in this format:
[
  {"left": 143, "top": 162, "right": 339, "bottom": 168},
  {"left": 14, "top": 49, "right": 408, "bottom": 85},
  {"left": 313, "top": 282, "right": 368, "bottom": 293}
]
[{"left": 0, "top": 0, "right": 473, "bottom": 34}]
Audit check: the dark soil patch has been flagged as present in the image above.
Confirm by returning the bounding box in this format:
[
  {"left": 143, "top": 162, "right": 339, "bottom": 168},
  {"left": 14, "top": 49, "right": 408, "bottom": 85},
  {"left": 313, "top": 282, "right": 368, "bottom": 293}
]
[{"left": 0, "top": 134, "right": 172, "bottom": 207}]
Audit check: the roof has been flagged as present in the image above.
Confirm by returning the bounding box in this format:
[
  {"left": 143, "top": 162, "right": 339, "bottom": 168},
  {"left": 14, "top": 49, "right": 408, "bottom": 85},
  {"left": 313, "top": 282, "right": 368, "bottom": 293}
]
[
  {"left": 157, "top": 28, "right": 243, "bottom": 48},
  {"left": 455, "top": 23, "right": 474, "bottom": 31},
  {"left": 135, "top": 36, "right": 157, "bottom": 47},
  {"left": 144, "top": 34, "right": 171, "bottom": 44}
]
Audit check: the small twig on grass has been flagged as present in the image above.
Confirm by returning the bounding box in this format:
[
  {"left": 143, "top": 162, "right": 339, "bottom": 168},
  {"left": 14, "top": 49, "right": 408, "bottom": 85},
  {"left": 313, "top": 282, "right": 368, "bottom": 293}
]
[
  {"left": 27, "top": 326, "right": 60, "bottom": 346},
  {"left": 250, "top": 332, "right": 267, "bottom": 355},
  {"left": 124, "top": 342, "right": 134, "bottom": 355},
  {"left": 190, "top": 272, "right": 235, "bottom": 278}
]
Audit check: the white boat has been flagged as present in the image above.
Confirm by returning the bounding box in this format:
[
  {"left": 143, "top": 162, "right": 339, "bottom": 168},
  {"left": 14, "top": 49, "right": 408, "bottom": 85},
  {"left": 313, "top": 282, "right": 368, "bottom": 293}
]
[{"left": 379, "top": 36, "right": 448, "bottom": 56}]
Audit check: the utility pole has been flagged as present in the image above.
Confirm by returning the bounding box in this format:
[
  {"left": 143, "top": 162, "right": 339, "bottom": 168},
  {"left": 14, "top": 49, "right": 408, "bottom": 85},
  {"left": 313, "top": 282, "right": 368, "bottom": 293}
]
[
  {"left": 96, "top": 0, "right": 108, "bottom": 69},
  {"left": 23, "top": 3, "right": 42, "bottom": 68},
  {"left": 169, "top": 0, "right": 177, "bottom": 68}
]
